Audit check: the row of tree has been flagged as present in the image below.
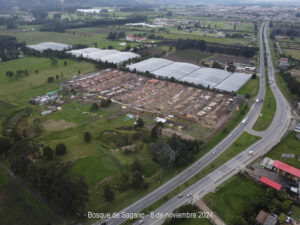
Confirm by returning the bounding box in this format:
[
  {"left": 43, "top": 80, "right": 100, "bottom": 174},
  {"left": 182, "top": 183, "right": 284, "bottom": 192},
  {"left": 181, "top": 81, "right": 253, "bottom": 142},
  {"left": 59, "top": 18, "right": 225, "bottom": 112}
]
[
  {"left": 39, "top": 14, "right": 147, "bottom": 32},
  {"left": 162, "top": 38, "right": 258, "bottom": 58},
  {"left": 0, "top": 35, "right": 25, "bottom": 61},
  {"left": 107, "top": 31, "right": 126, "bottom": 40}
]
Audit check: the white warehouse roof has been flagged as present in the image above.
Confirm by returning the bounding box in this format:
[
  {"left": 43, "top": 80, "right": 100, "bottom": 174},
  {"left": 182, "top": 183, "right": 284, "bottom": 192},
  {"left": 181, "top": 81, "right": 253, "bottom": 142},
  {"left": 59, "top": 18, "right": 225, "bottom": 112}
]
[
  {"left": 152, "top": 62, "right": 200, "bottom": 80},
  {"left": 215, "top": 72, "right": 252, "bottom": 92},
  {"left": 127, "top": 58, "right": 252, "bottom": 93},
  {"left": 67, "top": 48, "right": 140, "bottom": 65},
  {"left": 28, "top": 42, "right": 71, "bottom": 52},
  {"left": 127, "top": 58, "right": 174, "bottom": 73},
  {"left": 87, "top": 50, "right": 121, "bottom": 60},
  {"left": 181, "top": 68, "right": 231, "bottom": 88},
  {"left": 100, "top": 52, "right": 140, "bottom": 65}
]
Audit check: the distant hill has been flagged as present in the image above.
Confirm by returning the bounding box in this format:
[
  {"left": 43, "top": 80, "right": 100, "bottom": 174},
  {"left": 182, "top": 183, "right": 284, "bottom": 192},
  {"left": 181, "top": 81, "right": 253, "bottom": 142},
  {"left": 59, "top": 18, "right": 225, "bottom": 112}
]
[{"left": 1, "top": 0, "right": 299, "bottom": 10}]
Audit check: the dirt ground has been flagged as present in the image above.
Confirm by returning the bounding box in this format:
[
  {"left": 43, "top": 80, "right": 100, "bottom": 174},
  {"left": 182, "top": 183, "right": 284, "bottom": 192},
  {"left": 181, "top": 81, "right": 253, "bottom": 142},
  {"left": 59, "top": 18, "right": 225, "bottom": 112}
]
[
  {"left": 42, "top": 119, "right": 77, "bottom": 131},
  {"left": 162, "top": 128, "right": 196, "bottom": 140}
]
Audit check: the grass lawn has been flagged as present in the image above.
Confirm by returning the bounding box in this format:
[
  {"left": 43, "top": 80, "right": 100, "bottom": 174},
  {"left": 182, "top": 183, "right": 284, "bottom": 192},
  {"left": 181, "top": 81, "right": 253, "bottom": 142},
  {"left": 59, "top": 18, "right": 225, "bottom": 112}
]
[
  {"left": 269, "top": 39, "right": 295, "bottom": 103},
  {"left": 0, "top": 57, "right": 97, "bottom": 106},
  {"left": 266, "top": 132, "right": 300, "bottom": 169},
  {"left": 292, "top": 205, "right": 300, "bottom": 221},
  {"left": 204, "top": 174, "right": 265, "bottom": 225},
  {"left": 284, "top": 49, "right": 300, "bottom": 60},
  {"left": 0, "top": 166, "right": 62, "bottom": 225},
  {"left": 0, "top": 100, "right": 16, "bottom": 120},
  {"left": 173, "top": 49, "right": 214, "bottom": 62},
  {"left": 291, "top": 68, "right": 300, "bottom": 82},
  {"left": 252, "top": 84, "right": 276, "bottom": 131},
  {"left": 238, "top": 76, "right": 260, "bottom": 98},
  {"left": 0, "top": 27, "right": 137, "bottom": 50}
]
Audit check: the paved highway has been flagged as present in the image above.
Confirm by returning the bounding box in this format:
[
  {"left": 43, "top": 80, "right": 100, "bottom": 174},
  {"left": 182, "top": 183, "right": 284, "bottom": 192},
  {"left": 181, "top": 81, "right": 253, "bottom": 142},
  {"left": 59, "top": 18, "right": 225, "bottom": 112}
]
[{"left": 97, "top": 23, "right": 291, "bottom": 225}]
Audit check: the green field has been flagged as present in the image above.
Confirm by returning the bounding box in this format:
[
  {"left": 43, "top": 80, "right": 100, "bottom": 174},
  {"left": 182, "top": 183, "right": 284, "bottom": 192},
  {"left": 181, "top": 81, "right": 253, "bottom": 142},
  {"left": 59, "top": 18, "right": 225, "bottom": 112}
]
[
  {"left": 0, "top": 100, "right": 16, "bottom": 120},
  {"left": 284, "top": 48, "right": 300, "bottom": 60},
  {"left": 0, "top": 166, "right": 62, "bottom": 225},
  {"left": 0, "top": 57, "right": 97, "bottom": 106},
  {"left": 292, "top": 205, "right": 300, "bottom": 221},
  {"left": 266, "top": 132, "right": 300, "bottom": 169},
  {"left": 252, "top": 84, "right": 276, "bottom": 131},
  {"left": 238, "top": 76, "right": 260, "bottom": 98},
  {"left": 204, "top": 174, "right": 265, "bottom": 224},
  {"left": 172, "top": 49, "right": 214, "bottom": 62},
  {"left": 0, "top": 28, "right": 136, "bottom": 50}
]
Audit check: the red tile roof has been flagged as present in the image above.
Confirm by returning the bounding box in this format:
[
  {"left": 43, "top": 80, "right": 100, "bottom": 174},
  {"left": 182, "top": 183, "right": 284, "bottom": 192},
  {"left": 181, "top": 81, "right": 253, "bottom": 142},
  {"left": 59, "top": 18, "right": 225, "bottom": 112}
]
[
  {"left": 260, "top": 176, "right": 282, "bottom": 191},
  {"left": 273, "top": 160, "right": 300, "bottom": 178}
]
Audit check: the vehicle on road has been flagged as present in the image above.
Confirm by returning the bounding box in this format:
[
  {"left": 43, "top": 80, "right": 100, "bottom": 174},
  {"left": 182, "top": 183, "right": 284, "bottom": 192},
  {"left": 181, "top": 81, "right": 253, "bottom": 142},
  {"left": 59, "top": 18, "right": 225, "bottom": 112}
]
[
  {"left": 178, "top": 194, "right": 183, "bottom": 198},
  {"left": 241, "top": 118, "right": 248, "bottom": 125},
  {"left": 187, "top": 192, "right": 193, "bottom": 198}
]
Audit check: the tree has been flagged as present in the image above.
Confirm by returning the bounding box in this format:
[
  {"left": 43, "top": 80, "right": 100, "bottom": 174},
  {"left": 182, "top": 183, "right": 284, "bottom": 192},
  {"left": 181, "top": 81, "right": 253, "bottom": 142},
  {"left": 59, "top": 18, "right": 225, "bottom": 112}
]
[
  {"left": 150, "top": 141, "right": 175, "bottom": 168},
  {"left": 50, "top": 58, "right": 57, "bottom": 67},
  {"left": 47, "top": 76, "right": 54, "bottom": 83},
  {"left": 6, "top": 71, "right": 14, "bottom": 77},
  {"left": 132, "top": 160, "right": 142, "bottom": 172},
  {"left": 55, "top": 143, "right": 67, "bottom": 155},
  {"left": 251, "top": 73, "right": 257, "bottom": 79},
  {"left": 100, "top": 99, "right": 111, "bottom": 108},
  {"left": 0, "top": 137, "right": 11, "bottom": 158},
  {"left": 64, "top": 61, "right": 67, "bottom": 66},
  {"left": 131, "top": 170, "right": 144, "bottom": 189},
  {"left": 151, "top": 123, "right": 163, "bottom": 139},
  {"left": 90, "top": 103, "right": 99, "bottom": 112},
  {"left": 43, "top": 146, "right": 54, "bottom": 160},
  {"left": 6, "top": 20, "right": 17, "bottom": 29},
  {"left": 135, "top": 118, "right": 144, "bottom": 130},
  {"left": 84, "top": 131, "right": 91, "bottom": 143},
  {"left": 104, "top": 185, "right": 114, "bottom": 201},
  {"left": 227, "top": 62, "right": 236, "bottom": 72}
]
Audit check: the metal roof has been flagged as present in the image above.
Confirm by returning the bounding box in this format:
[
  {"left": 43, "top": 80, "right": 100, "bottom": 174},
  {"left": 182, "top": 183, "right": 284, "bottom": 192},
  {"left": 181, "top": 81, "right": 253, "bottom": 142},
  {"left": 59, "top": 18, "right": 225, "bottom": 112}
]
[
  {"left": 127, "top": 58, "right": 174, "bottom": 73},
  {"left": 28, "top": 42, "right": 71, "bottom": 52},
  {"left": 214, "top": 72, "right": 251, "bottom": 92},
  {"left": 67, "top": 48, "right": 140, "bottom": 64},
  {"left": 181, "top": 68, "right": 231, "bottom": 88},
  {"left": 260, "top": 176, "right": 282, "bottom": 191},
  {"left": 273, "top": 160, "right": 300, "bottom": 178},
  {"left": 152, "top": 62, "right": 200, "bottom": 80}
]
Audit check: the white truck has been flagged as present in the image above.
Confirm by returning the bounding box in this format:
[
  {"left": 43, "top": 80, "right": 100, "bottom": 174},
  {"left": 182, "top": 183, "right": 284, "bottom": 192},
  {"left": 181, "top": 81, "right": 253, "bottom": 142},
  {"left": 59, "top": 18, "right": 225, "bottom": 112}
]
[{"left": 241, "top": 118, "right": 248, "bottom": 125}]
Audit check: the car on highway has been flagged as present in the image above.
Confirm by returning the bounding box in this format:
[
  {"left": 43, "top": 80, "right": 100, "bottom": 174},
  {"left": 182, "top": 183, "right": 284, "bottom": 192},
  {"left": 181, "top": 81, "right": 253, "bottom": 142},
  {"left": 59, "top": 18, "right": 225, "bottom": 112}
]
[
  {"left": 241, "top": 118, "right": 248, "bottom": 125},
  {"left": 178, "top": 194, "right": 183, "bottom": 198},
  {"left": 139, "top": 219, "right": 145, "bottom": 224},
  {"left": 187, "top": 192, "right": 193, "bottom": 198}
]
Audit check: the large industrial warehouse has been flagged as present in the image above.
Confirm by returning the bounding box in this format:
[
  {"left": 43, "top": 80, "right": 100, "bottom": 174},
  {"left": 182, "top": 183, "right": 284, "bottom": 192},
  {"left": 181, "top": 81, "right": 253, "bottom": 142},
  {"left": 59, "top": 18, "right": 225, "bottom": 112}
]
[
  {"left": 27, "top": 42, "right": 71, "bottom": 52},
  {"left": 67, "top": 48, "right": 140, "bottom": 65},
  {"left": 127, "top": 58, "right": 252, "bottom": 92}
]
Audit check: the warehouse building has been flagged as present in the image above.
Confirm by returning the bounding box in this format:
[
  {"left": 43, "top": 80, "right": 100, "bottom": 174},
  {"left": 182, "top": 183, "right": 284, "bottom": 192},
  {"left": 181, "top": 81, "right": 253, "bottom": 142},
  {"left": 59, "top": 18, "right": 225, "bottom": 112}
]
[
  {"left": 127, "top": 58, "right": 252, "bottom": 92},
  {"left": 68, "top": 48, "right": 140, "bottom": 65},
  {"left": 28, "top": 42, "right": 71, "bottom": 52}
]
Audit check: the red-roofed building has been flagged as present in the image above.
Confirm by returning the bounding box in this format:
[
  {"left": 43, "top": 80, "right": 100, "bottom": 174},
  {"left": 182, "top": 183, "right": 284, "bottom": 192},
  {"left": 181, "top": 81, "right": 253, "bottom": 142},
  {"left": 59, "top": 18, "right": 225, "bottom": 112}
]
[
  {"left": 273, "top": 160, "right": 300, "bottom": 181},
  {"left": 260, "top": 176, "right": 282, "bottom": 191},
  {"left": 126, "top": 35, "right": 147, "bottom": 42}
]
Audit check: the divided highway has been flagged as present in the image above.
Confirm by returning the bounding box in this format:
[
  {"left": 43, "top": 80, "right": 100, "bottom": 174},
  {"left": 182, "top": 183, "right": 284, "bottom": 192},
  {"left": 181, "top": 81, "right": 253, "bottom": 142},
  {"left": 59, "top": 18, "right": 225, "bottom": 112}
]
[{"left": 97, "top": 22, "right": 291, "bottom": 225}]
